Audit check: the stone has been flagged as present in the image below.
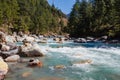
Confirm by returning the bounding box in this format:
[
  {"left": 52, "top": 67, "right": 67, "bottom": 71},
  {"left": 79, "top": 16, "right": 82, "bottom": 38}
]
[
  {"left": 54, "top": 65, "right": 66, "bottom": 69},
  {"left": 53, "top": 37, "right": 65, "bottom": 43},
  {"left": 19, "top": 49, "right": 44, "bottom": 57},
  {"left": 5, "top": 55, "right": 20, "bottom": 62},
  {"left": 53, "top": 38, "right": 60, "bottom": 42},
  {"left": 73, "top": 59, "right": 92, "bottom": 65},
  {"left": 5, "top": 35, "right": 16, "bottom": 43},
  {"left": 0, "top": 57, "right": 8, "bottom": 80},
  {"left": 6, "top": 42, "right": 17, "bottom": 50},
  {"left": 24, "top": 36, "right": 35, "bottom": 43},
  {"left": 0, "top": 75, "right": 4, "bottom": 80},
  {"left": 1, "top": 44, "right": 10, "bottom": 51},
  {"left": 0, "top": 31, "right": 6, "bottom": 43},
  {"left": 74, "top": 38, "right": 87, "bottom": 43},
  {"left": 16, "top": 36, "right": 24, "bottom": 42},
  {"left": 37, "top": 39, "right": 47, "bottom": 43},
  {"left": 37, "top": 61, "right": 43, "bottom": 67},
  {"left": 18, "top": 44, "right": 44, "bottom": 57},
  {"left": 28, "top": 59, "right": 43, "bottom": 67},
  {"left": 86, "top": 37, "right": 94, "bottom": 40},
  {"left": 22, "top": 72, "right": 31, "bottom": 78},
  {"left": 0, "top": 48, "right": 19, "bottom": 59}
]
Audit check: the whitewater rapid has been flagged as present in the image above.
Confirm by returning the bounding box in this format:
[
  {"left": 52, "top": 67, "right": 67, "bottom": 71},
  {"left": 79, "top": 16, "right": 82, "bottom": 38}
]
[
  {"left": 6, "top": 41, "right": 120, "bottom": 80},
  {"left": 38, "top": 41, "right": 120, "bottom": 80}
]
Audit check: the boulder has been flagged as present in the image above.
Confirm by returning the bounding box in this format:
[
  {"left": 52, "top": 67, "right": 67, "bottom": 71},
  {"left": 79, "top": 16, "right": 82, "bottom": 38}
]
[
  {"left": 96, "top": 36, "right": 108, "bottom": 42},
  {"left": 101, "top": 36, "right": 108, "bottom": 40},
  {"left": 5, "top": 55, "right": 20, "bottom": 62},
  {"left": 54, "top": 65, "right": 66, "bottom": 69},
  {"left": 16, "top": 36, "right": 25, "bottom": 42},
  {"left": 18, "top": 31, "right": 24, "bottom": 37},
  {"left": 73, "top": 59, "right": 92, "bottom": 65},
  {"left": 5, "top": 35, "right": 16, "bottom": 43},
  {"left": 53, "top": 37, "right": 65, "bottom": 43},
  {"left": 18, "top": 47, "right": 44, "bottom": 57},
  {"left": 0, "top": 31, "right": 6, "bottom": 43},
  {"left": 23, "top": 42, "right": 32, "bottom": 47},
  {"left": 0, "top": 57, "right": 4, "bottom": 61},
  {"left": 28, "top": 59, "right": 43, "bottom": 67},
  {"left": 6, "top": 42, "right": 17, "bottom": 50},
  {"left": 18, "top": 44, "right": 44, "bottom": 57},
  {"left": 53, "top": 38, "right": 60, "bottom": 42},
  {"left": 86, "top": 37, "right": 94, "bottom": 40},
  {"left": 19, "top": 49, "right": 44, "bottom": 57},
  {"left": 86, "top": 37, "right": 95, "bottom": 42},
  {"left": 0, "top": 57, "right": 8, "bottom": 80},
  {"left": 59, "top": 37, "right": 65, "bottom": 42},
  {"left": 22, "top": 72, "right": 31, "bottom": 78},
  {"left": 24, "top": 36, "right": 35, "bottom": 43},
  {"left": 1, "top": 44, "right": 10, "bottom": 51},
  {"left": 74, "top": 38, "right": 87, "bottom": 43},
  {"left": 0, "top": 48, "right": 19, "bottom": 59},
  {"left": 37, "top": 40, "right": 47, "bottom": 43}
]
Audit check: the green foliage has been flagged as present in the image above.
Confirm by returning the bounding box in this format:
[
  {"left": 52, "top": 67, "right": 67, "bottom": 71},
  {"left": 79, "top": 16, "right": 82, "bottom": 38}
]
[
  {"left": 0, "top": 0, "right": 66, "bottom": 34},
  {"left": 67, "top": 0, "right": 120, "bottom": 38}
]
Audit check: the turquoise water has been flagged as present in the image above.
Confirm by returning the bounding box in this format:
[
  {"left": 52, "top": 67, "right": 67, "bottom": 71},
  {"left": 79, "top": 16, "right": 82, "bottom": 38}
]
[{"left": 6, "top": 40, "right": 120, "bottom": 80}]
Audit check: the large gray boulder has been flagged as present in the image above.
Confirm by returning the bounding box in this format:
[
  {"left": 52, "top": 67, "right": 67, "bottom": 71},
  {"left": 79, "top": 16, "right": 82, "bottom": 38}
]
[{"left": 18, "top": 44, "right": 44, "bottom": 57}]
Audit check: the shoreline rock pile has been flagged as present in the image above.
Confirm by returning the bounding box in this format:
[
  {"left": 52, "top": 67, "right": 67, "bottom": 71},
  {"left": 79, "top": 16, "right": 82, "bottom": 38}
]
[{"left": 0, "top": 31, "right": 45, "bottom": 79}]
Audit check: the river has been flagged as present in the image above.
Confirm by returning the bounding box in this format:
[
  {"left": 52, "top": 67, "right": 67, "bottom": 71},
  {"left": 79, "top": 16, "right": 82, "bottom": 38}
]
[{"left": 6, "top": 39, "right": 120, "bottom": 80}]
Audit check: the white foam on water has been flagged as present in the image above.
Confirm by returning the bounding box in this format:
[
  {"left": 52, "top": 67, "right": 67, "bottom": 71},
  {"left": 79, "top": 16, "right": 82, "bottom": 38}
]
[
  {"left": 49, "top": 66, "right": 55, "bottom": 71},
  {"left": 87, "top": 47, "right": 120, "bottom": 67},
  {"left": 72, "top": 72, "right": 82, "bottom": 75},
  {"left": 37, "top": 42, "right": 120, "bottom": 74},
  {"left": 70, "top": 63, "right": 97, "bottom": 73}
]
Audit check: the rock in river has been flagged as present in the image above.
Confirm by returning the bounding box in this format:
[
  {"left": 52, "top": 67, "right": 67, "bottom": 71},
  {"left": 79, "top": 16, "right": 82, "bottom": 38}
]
[
  {"left": 28, "top": 59, "right": 43, "bottom": 67},
  {"left": 54, "top": 65, "right": 66, "bottom": 69},
  {"left": 5, "top": 55, "right": 20, "bottom": 62},
  {"left": 73, "top": 59, "right": 92, "bottom": 65},
  {"left": 0, "top": 57, "right": 8, "bottom": 80},
  {"left": 18, "top": 44, "right": 44, "bottom": 57}
]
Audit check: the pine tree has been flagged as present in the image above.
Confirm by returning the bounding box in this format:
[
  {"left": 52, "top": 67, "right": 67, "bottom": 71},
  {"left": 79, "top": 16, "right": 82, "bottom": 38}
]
[
  {"left": 67, "top": 0, "right": 80, "bottom": 36},
  {"left": 0, "top": 0, "right": 66, "bottom": 34}
]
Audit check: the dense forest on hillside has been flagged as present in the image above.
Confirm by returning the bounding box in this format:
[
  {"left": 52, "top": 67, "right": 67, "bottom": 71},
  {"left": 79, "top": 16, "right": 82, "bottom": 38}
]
[
  {"left": 0, "top": 0, "right": 120, "bottom": 39},
  {"left": 66, "top": 0, "right": 120, "bottom": 39},
  {"left": 0, "top": 0, "right": 66, "bottom": 34}
]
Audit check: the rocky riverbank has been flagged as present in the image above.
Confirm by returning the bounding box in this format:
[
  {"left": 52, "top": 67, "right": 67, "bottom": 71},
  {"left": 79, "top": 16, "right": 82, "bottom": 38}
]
[
  {"left": 0, "top": 31, "right": 45, "bottom": 79},
  {"left": 0, "top": 31, "right": 68, "bottom": 80},
  {"left": 0, "top": 30, "right": 119, "bottom": 80}
]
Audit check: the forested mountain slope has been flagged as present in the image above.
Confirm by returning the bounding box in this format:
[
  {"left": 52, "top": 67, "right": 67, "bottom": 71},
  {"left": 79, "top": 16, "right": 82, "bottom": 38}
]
[
  {"left": 66, "top": 0, "right": 120, "bottom": 39},
  {"left": 0, "top": 0, "right": 67, "bottom": 34}
]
